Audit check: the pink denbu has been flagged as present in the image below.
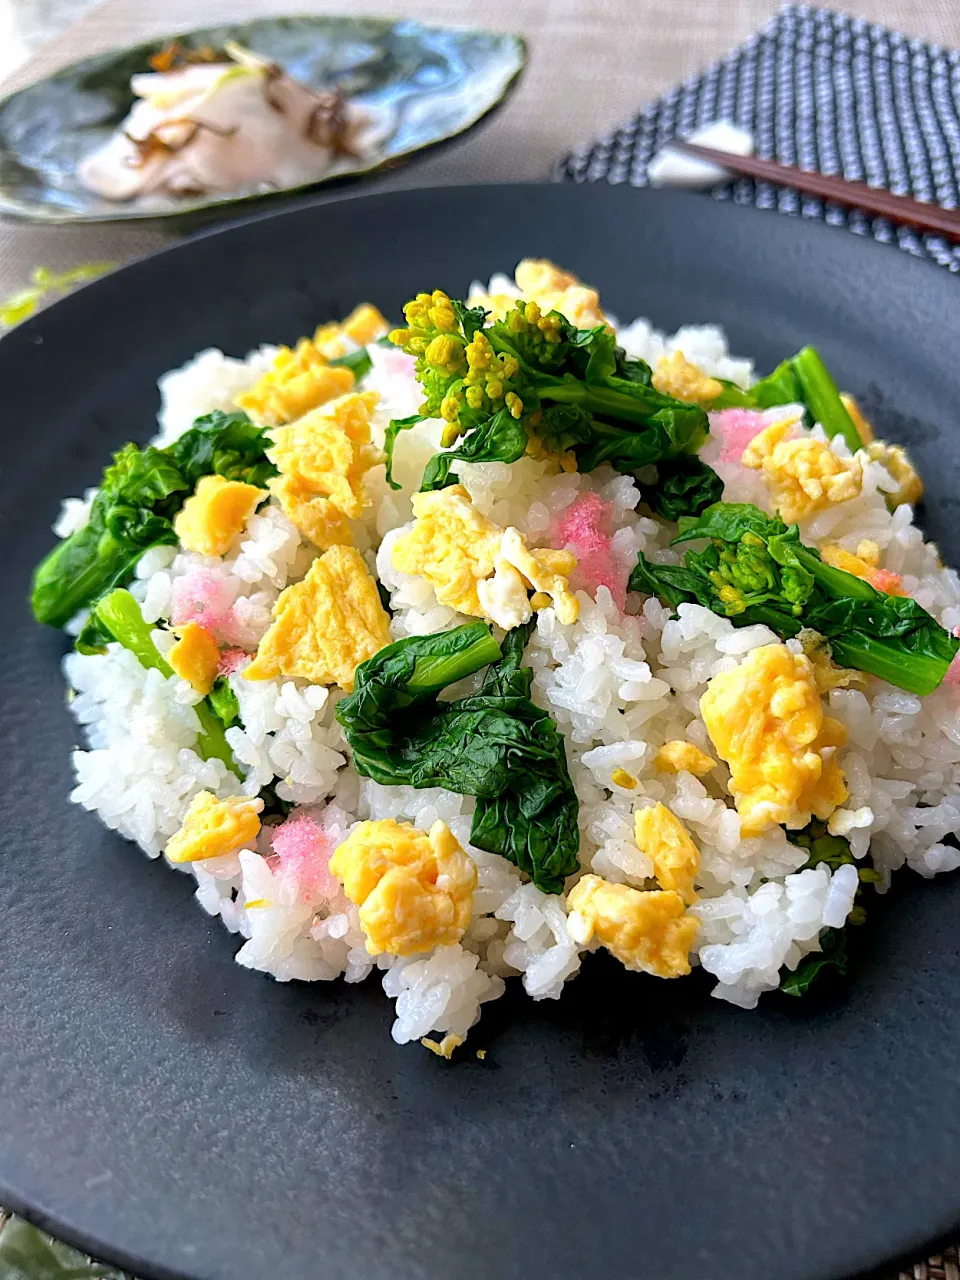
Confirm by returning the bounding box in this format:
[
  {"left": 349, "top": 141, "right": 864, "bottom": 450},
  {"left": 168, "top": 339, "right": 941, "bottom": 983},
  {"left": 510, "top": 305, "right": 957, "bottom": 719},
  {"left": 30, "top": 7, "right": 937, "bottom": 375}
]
[
  {"left": 554, "top": 492, "right": 627, "bottom": 611},
  {"left": 269, "top": 813, "right": 340, "bottom": 903}
]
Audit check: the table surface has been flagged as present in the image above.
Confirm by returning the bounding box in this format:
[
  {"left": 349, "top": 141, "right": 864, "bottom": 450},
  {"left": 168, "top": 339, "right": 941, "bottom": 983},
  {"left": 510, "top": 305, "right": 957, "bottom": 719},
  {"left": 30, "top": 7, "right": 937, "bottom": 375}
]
[{"left": 2, "top": 4, "right": 960, "bottom": 1280}]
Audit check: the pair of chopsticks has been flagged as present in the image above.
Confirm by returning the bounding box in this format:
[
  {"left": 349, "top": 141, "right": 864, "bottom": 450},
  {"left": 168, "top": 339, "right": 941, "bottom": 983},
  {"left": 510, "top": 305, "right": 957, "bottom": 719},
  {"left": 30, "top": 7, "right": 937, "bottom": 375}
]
[{"left": 668, "top": 138, "right": 960, "bottom": 245}]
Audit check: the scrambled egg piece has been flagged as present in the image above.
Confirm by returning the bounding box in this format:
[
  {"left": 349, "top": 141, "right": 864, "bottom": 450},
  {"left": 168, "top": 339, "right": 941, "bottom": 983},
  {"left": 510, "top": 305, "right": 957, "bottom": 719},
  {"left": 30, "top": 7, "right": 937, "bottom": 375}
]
[
  {"left": 566, "top": 876, "right": 699, "bottom": 978},
  {"left": 472, "top": 259, "right": 609, "bottom": 331},
  {"left": 243, "top": 544, "right": 391, "bottom": 690},
  {"left": 330, "top": 818, "right": 477, "bottom": 956},
  {"left": 821, "top": 540, "right": 907, "bottom": 596},
  {"left": 611, "top": 767, "right": 638, "bottom": 790},
  {"left": 513, "top": 258, "right": 609, "bottom": 330},
  {"left": 839, "top": 392, "right": 875, "bottom": 445},
  {"left": 168, "top": 620, "right": 220, "bottom": 695},
  {"left": 392, "top": 484, "right": 578, "bottom": 629},
  {"left": 634, "top": 803, "right": 700, "bottom": 905},
  {"left": 700, "top": 642, "right": 849, "bottom": 836},
  {"left": 266, "top": 390, "right": 381, "bottom": 523},
  {"left": 267, "top": 475, "right": 352, "bottom": 550},
  {"left": 342, "top": 302, "right": 389, "bottom": 346},
  {"left": 798, "top": 629, "right": 867, "bottom": 693},
  {"left": 740, "top": 418, "right": 862, "bottom": 524},
  {"left": 237, "top": 306, "right": 388, "bottom": 427},
  {"left": 238, "top": 341, "right": 354, "bottom": 427},
  {"left": 652, "top": 351, "right": 724, "bottom": 405},
  {"left": 421, "top": 1033, "right": 463, "bottom": 1059},
  {"left": 166, "top": 791, "right": 263, "bottom": 864},
  {"left": 654, "top": 740, "right": 717, "bottom": 776},
  {"left": 865, "top": 440, "right": 924, "bottom": 508},
  {"left": 173, "top": 474, "right": 266, "bottom": 557}
]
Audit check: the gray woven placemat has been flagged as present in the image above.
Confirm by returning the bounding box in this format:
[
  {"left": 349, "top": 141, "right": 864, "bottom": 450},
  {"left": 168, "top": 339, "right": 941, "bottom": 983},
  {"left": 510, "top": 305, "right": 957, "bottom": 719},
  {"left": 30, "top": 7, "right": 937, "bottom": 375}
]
[{"left": 557, "top": 2, "right": 960, "bottom": 273}]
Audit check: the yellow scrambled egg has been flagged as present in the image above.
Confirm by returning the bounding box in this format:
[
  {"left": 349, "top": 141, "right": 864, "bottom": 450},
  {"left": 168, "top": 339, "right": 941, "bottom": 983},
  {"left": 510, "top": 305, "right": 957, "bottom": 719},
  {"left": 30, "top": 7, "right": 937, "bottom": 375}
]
[
  {"left": 651, "top": 351, "right": 724, "bottom": 405},
  {"left": 421, "top": 1033, "right": 463, "bottom": 1059},
  {"left": 634, "top": 803, "right": 700, "bottom": 905},
  {"left": 391, "top": 484, "right": 578, "bottom": 629},
  {"left": 796, "top": 629, "right": 867, "bottom": 694},
  {"left": 566, "top": 875, "right": 699, "bottom": 978},
  {"left": 238, "top": 347, "right": 354, "bottom": 427},
  {"left": 472, "top": 258, "right": 609, "bottom": 331},
  {"left": 243, "top": 544, "right": 391, "bottom": 690},
  {"left": 699, "top": 642, "right": 848, "bottom": 836},
  {"left": 265, "top": 390, "right": 382, "bottom": 547},
  {"left": 740, "top": 417, "right": 862, "bottom": 525},
  {"left": 166, "top": 791, "right": 264, "bottom": 864},
  {"left": 821, "top": 540, "right": 908, "bottom": 596},
  {"left": 330, "top": 818, "right": 477, "bottom": 956},
  {"left": 865, "top": 440, "right": 923, "bottom": 508},
  {"left": 654, "top": 739, "right": 717, "bottom": 776},
  {"left": 168, "top": 620, "right": 220, "bottom": 695},
  {"left": 267, "top": 475, "right": 353, "bottom": 550},
  {"left": 173, "top": 474, "right": 266, "bottom": 557},
  {"left": 237, "top": 305, "right": 388, "bottom": 427}
]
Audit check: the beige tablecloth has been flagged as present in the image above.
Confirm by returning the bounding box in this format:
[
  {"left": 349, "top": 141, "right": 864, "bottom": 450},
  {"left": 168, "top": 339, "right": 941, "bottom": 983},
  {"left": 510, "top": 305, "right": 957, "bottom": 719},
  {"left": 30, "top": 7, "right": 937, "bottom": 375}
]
[{"left": 2, "top": 0, "right": 960, "bottom": 300}]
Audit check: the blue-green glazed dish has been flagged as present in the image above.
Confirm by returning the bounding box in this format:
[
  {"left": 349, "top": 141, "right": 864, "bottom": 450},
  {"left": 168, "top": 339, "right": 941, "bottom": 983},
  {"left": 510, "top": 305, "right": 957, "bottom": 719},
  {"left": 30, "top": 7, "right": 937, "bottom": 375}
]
[{"left": 0, "top": 16, "right": 525, "bottom": 224}]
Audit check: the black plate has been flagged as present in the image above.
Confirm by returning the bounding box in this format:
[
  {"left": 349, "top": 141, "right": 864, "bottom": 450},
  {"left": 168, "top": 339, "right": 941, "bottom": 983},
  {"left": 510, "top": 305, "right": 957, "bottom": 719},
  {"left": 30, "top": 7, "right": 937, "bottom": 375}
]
[{"left": 1, "top": 184, "right": 959, "bottom": 1280}]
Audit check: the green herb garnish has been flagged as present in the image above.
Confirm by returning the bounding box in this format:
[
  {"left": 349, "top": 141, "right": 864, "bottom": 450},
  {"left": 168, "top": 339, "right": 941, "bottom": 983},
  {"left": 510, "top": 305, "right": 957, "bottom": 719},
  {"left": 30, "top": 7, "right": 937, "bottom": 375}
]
[
  {"left": 385, "top": 291, "right": 714, "bottom": 492},
  {"left": 336, "top": 619, "right": 580, "bottom": 893},
  {"left": 629, "top": 502, "right": 958, "bottom": 696},
  {"left": 31, "top": 410, "right": 274, "bottom": 629},
  {"left": 82, "top": 588, "right": 239, "bottom": 777},
  {"left": 712, "top": 345, "right": 863, "bottom": 452}
]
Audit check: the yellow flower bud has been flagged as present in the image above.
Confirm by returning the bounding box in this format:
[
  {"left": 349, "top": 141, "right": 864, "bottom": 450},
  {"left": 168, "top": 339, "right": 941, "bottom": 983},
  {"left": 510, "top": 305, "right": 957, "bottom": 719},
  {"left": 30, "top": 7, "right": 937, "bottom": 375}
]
[
  {"left": 524, "top": 300, "right": 542, "bottom": 324},
  {"left": 441, "top": 421, "right": 463, "bottom": 447},
  {"left": 440, "top": 391, "right": 461, "bottom": 423},
  {"left": 425, "top": 334, "right": 463, "bottom": 373},
  {"left": 465, "top": 385, "right": 484, "bottom": 409},
  {"left": 486, "top": 377, "right": 503, "bottom": 401},
  {"left": 505, "top": 392, "right": 524, "bottom": 418}
]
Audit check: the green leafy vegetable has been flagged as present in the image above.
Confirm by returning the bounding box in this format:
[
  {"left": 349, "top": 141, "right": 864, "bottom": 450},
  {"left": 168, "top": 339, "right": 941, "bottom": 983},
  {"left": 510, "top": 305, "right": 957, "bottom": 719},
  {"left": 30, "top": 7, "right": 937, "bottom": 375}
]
[
  {"left": 31, "top": 410, "right": 274, "bottom": 629},
  {"left": 208, "top": 677, "right": 241, "bottom": 729},
  {"left": 88, "top": 589, "right": 240, "bottom": 777},
  {"left": 628, "top": 501, "right": 959, "bottom": 695},
  {"left": 329, "top": 345, "right": 373, "bottom": 381},
  {"left": 384, "top": 290, "right": 709, "bottom": 490},
  {"left": 711, "top": 346, "right": 862, "bottom": 451},
  {"left": 336, "top": 619, "right": 581, "bottom": 892},
  {"left": 785, "top": 819, "right": 857, "bottom": 873},
  {"left": 164, "top": 409, "right": 277, "bottom": 488},
  {"left": 640, "top": 455, "right": 724, "bottom": 521},
  {"left": 780, "top": 926, "right": 848, "bottom": 997}
]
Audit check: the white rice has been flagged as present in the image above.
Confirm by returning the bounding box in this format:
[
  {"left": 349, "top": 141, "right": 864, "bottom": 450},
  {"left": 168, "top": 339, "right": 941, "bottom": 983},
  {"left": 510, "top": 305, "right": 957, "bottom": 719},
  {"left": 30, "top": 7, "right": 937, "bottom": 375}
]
[{"left": 54, "top": 278, "right": 960, "bottom": 1043}]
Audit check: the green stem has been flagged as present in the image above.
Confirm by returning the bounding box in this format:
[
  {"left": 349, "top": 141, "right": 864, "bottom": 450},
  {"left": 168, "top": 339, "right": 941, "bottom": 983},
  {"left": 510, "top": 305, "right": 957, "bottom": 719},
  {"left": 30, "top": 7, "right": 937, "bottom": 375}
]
[
  {"left": 408, "top": 631, "right": 502, "bottom": 695},
  {"left": 790, "top": 346, "right": 863, "bottom": 452},
  {"left": 828, "top": 633, "right": 949, "bottom": 697},
  {"left": 92, "top": 589, "right": 241, "bottom": 777},
  {"left": 329, "top": 346, "right": 373, "bottom": 380}
]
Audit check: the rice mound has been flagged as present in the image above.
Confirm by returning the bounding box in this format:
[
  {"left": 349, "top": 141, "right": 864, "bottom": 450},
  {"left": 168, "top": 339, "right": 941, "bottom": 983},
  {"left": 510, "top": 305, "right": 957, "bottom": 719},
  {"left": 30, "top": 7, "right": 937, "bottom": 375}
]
[{"left": 55, "top": 281, "right": 960, "bottom": 1046}]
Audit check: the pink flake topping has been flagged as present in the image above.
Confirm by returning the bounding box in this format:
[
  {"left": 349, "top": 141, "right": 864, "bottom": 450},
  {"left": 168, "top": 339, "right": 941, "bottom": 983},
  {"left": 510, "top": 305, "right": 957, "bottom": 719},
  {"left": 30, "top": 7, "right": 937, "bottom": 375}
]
[
  {"left": 709, "top": 408, "right": 774, "bottom": 463},
  {"left": 217, "top": 647, "right": 249, "bottom": 677},
  {"left": 269, "top": 812, "right": 340, "bottom": 903},
  {"left": 170, "top": 569, "right": 238, "bottom": 638},
  {"left": 868, "top": 568, "right": 905, "bottom": 597},
  {"left": 554, "top": 492, "right": 627, "bottom": 611},
  {"left": 374, "top": 347, "right": 416, "bottom": 378}
]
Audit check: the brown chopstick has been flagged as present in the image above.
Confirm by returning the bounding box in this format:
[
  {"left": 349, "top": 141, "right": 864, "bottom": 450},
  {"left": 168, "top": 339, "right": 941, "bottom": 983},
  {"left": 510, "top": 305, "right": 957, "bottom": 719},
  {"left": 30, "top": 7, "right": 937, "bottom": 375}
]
[{"left": 667, "top": 138, "right": 960, "bottom": 244}]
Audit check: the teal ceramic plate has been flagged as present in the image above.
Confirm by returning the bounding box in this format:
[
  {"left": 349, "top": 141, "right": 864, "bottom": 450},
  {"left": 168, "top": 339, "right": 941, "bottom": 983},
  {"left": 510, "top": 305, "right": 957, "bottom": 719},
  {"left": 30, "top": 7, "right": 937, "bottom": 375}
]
[{"left": 0, "top": 16, "right": 525, "bottom": 224}]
